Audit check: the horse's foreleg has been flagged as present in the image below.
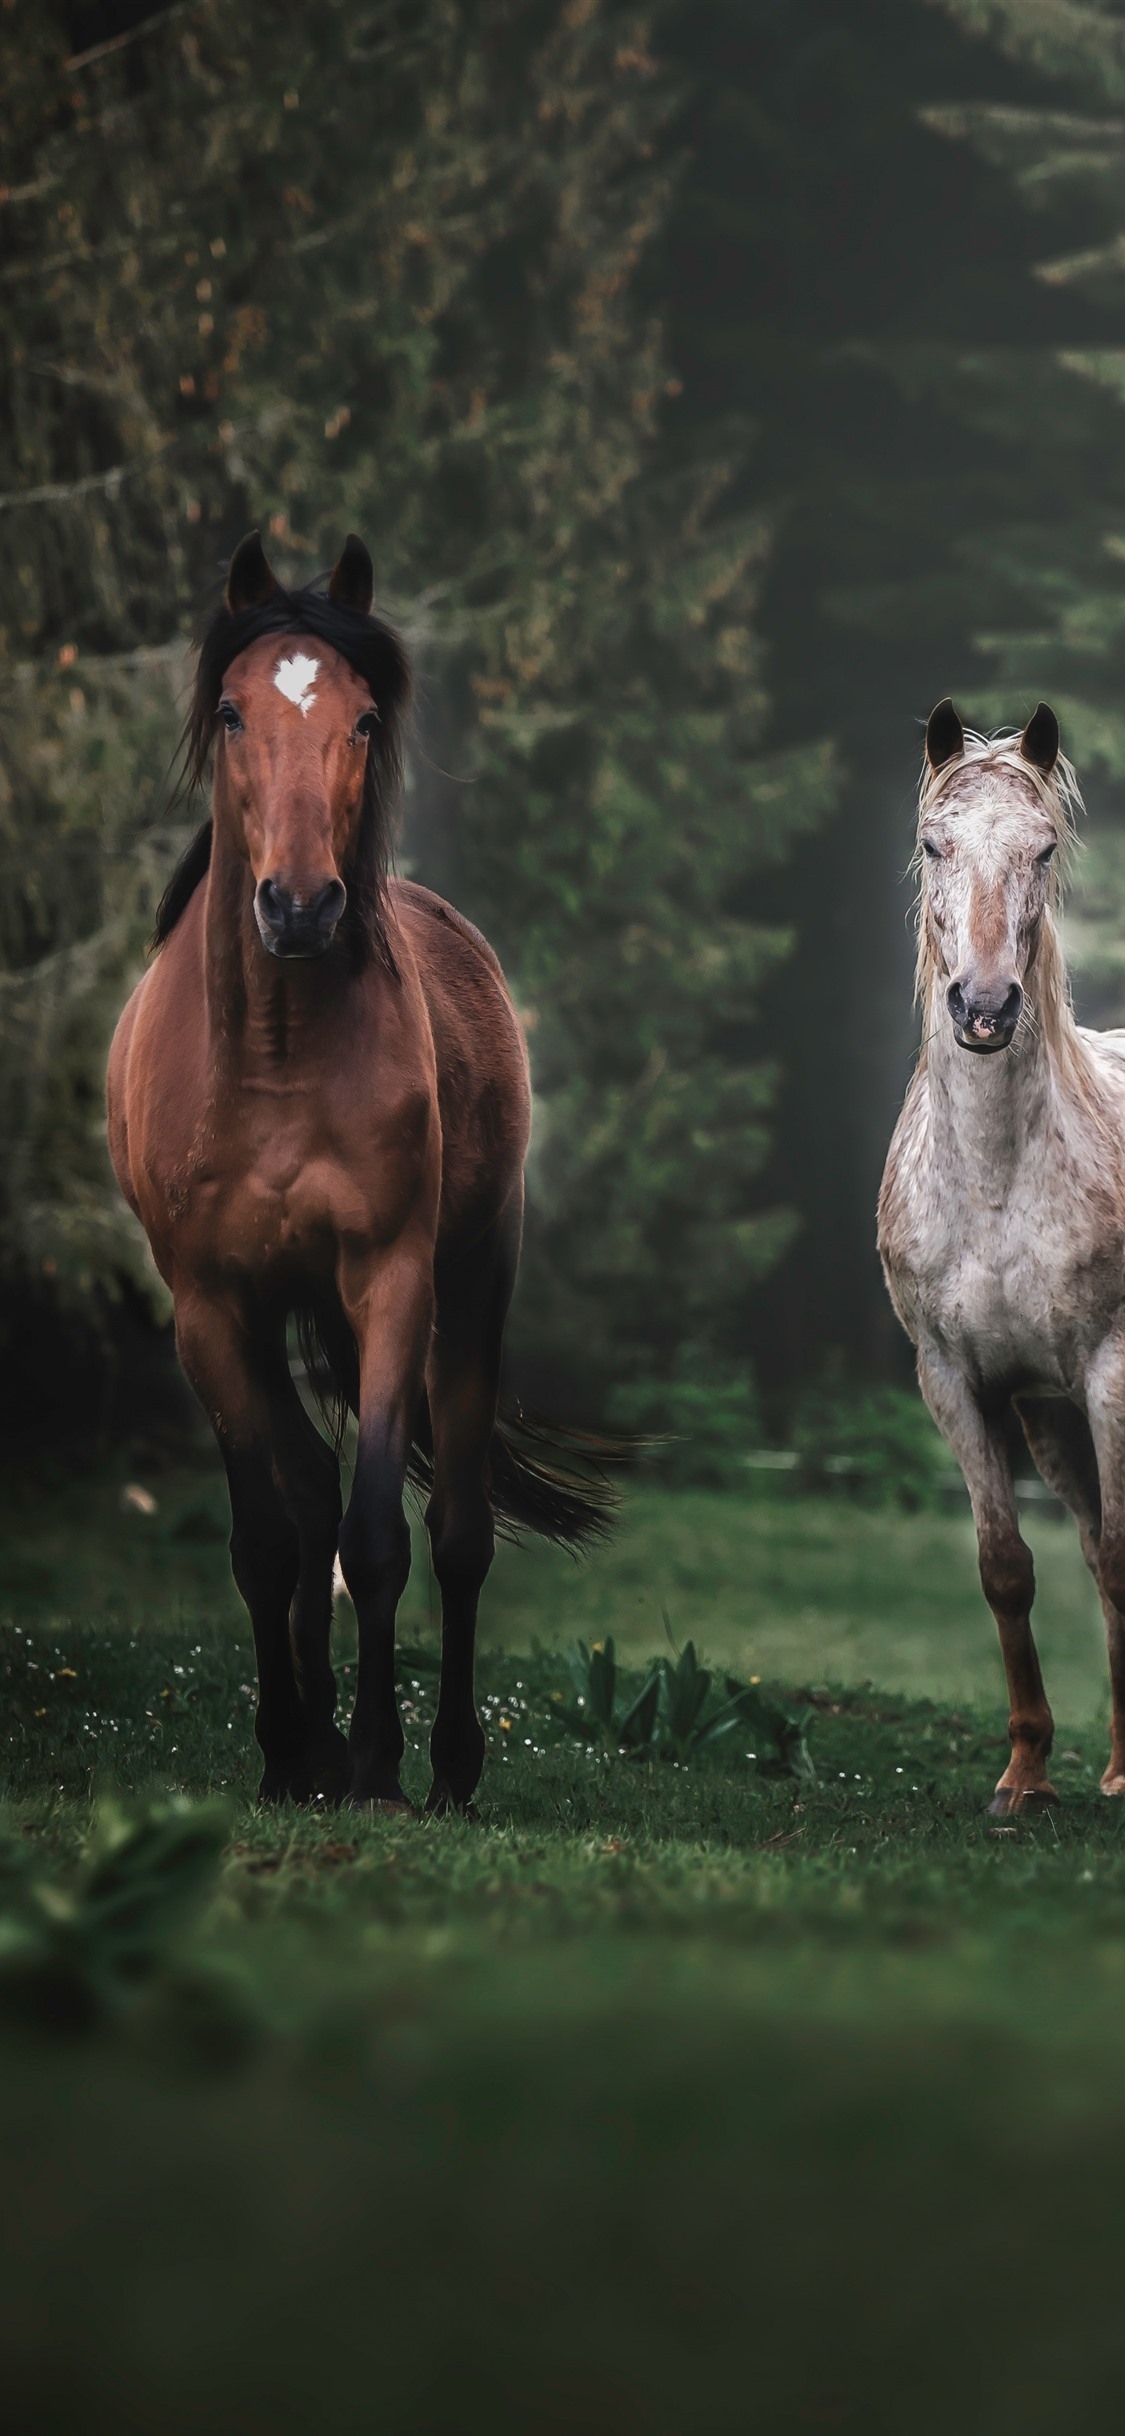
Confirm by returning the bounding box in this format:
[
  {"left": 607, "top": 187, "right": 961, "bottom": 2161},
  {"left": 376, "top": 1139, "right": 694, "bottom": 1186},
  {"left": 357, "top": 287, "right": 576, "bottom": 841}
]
[
  {"left": 262, "top": 1363, "right": 348, "bottom": 1804},
  {"left": 174, "top": 1293, "right": 304, "bottom": 1801},
  {"left": 337, "top": 1246, "right": 434, "bottom": 1809},
  {"left": 425, "top": 1223, "right": 517, "bottom": 1814},
  {"left": 1101, "top": 1615, "right": 1125, "bottom": 1796},
  {"left": 919, "top": 1349, "right": 1055, "bottom": 1811},
  {"left": 1080, "top": 1342, "right": 1125, "bottom": 1796}
]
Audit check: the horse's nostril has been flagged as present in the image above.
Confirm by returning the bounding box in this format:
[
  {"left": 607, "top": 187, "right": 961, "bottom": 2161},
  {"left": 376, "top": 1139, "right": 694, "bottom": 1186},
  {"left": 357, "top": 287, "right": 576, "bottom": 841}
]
[
  {"left": 948, "top": 976, "right": 1023, "bottom": 1038},
  {"left": 254, "top": 874, "right": 345, "bottom": 955},
  {"left": 309, "top": 879, "right": 347, "bottom": 933}
]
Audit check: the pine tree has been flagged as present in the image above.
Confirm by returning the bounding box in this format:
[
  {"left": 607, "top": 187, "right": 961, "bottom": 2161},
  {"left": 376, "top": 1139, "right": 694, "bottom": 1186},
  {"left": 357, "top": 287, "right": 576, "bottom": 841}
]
[
  {"left": 921, "top": 2, "right": 1125, "bottom": 1016},
  {"left": 653, "top": 0, "right": 1125, "bottom": 1386}
]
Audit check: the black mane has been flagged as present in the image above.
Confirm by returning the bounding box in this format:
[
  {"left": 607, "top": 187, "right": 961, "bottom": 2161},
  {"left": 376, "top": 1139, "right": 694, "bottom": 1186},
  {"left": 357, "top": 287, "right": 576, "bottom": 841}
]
[{"left": 151, "top": 577, "right": 412, "bottom": 966}]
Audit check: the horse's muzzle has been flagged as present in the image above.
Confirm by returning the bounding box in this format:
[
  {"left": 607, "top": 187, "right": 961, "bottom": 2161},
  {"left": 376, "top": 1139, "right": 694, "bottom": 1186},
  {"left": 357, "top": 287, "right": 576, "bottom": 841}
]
[
  {"left": 255, "top": 877, "right": 347, "bottom": 959},
  {"left": 946, "top": 978, "right": 1023, "bottom": 1054}
]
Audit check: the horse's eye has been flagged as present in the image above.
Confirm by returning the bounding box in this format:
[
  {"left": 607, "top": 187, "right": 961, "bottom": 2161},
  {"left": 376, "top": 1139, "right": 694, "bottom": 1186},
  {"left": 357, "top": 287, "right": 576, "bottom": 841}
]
[
  {"left": 354, "top": 708, "right": 379, "bottom": 741},
  {"left": 922, "top": 837, "right": 941, "bottom": 861},
  {"left": 218, "top": 700, "right": 243, "bottom": 735},
  {"left": 1037, "top": 842, "right": 1057, "bottom": 867}
]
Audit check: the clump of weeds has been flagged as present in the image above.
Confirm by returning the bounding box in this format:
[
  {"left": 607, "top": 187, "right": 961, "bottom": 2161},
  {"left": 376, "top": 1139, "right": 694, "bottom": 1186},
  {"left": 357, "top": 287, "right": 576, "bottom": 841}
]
[{"left": 551, "top": 1627, "right": 815, "bottom": 1780}]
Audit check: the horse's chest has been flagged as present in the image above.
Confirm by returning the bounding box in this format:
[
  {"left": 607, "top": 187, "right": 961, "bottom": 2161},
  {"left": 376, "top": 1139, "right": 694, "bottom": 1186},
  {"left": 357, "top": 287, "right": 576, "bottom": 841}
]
[
  {"left": 223, "top": 1159, "right": 351, "bottom": 1258},
  {"left": 143, "top": 1082, "right": 433, "bottom": 1288},
  {"left": 935, "top": 1242, "right": 1063, "bottom": 1378},
  {"left": 901, "top": 1188, "right": 1104, "bottom": 1390},
  {"left": 165, "top": 1150, "right": 354, "bottom": 1283}
]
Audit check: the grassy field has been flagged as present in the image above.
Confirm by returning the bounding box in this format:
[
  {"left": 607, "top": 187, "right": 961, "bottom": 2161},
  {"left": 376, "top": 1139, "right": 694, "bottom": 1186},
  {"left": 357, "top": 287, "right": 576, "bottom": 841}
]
[{"left": 2, "top": 1467, "right": 1124, "bottom": 2433}]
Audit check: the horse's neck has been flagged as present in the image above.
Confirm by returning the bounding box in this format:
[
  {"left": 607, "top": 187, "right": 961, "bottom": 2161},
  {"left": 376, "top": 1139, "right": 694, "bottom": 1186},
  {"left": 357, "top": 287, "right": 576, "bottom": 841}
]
[
  {"left": 924, "top": 988, "right": 1060, "bottom": 1199},
  {"left": 203, "top": 824, "right": 349, "bottom": 1072}
]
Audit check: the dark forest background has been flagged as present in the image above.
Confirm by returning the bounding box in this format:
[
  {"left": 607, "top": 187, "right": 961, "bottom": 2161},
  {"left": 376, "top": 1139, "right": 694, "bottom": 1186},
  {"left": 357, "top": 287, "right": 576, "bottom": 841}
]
[{"left": 7, "top": 0, "right": 1125, "bottom": 1471}]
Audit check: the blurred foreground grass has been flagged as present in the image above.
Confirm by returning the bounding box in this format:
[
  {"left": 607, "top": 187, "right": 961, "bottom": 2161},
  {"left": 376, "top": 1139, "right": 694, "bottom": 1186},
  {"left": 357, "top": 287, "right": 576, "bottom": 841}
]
[{"left": 1, "top": 1471, "right": 1123, "bottom": 2433}]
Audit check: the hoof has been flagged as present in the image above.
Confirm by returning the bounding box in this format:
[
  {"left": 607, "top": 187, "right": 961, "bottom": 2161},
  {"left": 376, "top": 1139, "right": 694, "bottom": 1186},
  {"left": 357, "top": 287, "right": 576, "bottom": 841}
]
[
  {"left": 345, "top": 1783, "right": 417, "bottom": 1817},
  {"left": 257, "top": 1776, "right": 292, "bottom": 1808},
  {"left": 425, "top": 1782, "right": 479, "bottom": 1820},
  {"left": 285, "top": 1727, "right": 351, "bottom": 1808},
  {"left": 988, "top": 1782, "right": 1060, "bottom": 1816},
  {"left": 1099, "top": 1771, "right": 1125, "bottom": 1798}
]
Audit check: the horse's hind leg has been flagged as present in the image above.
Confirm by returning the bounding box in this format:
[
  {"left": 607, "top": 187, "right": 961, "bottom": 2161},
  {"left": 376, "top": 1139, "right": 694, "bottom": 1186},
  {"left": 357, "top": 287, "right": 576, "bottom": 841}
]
[
  {"left": 919, "top": 1348, "right": 1056, "bottom": 1811},
  {"left": 1074, "top": 1345, "right": 1125, "bottom": 1796},
  {"left": 424, "top": 1215, "right": 518, "bottom": 1814},
  {"left": 1017, "top": 1395, "right": 1125, "bottom": 1792},
  {"left": 176, "top": 1292, "right": 346, "bottom": 1804},
  {"left": 1017, "top": 1396, "right": 1102, "bottom": 1564}
]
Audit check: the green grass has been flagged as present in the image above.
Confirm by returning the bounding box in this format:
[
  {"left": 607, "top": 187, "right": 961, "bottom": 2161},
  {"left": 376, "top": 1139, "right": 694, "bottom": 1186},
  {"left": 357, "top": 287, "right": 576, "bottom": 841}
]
[
  {"left": 4, "top": 1462, "right": 1112, "bottom": 1721},
  {"left": 2, "top": 1470, "right": 1124, "bottom": 2433}
]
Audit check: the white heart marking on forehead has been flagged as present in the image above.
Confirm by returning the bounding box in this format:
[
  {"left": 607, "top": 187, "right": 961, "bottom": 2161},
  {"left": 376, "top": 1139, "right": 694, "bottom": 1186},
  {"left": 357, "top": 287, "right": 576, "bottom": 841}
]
[{"left": 273, "top": 653, "right": 320, "bottom": 717}]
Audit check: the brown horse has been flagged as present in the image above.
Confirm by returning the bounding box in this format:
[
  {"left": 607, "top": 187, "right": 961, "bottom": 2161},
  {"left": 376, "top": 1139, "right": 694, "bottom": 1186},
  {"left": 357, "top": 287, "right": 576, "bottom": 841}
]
[{"left": 107, "top": 531, "right": 610, "bottom": 1811}]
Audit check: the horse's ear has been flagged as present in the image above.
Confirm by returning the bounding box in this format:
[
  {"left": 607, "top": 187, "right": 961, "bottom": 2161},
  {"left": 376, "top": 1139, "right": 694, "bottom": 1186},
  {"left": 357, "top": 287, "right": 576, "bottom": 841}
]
[
  {"left": 1020, "top": 701, "right": 1060, "bottom": 775},
  {"left": 225, "top": 531, "right": 279, "bottom": 615},
  {"left": 925, "top": 698, "right": 964, "bottom": 771},
  {"left": 328, "top": 534, "right": 374, "bottom": 616}
]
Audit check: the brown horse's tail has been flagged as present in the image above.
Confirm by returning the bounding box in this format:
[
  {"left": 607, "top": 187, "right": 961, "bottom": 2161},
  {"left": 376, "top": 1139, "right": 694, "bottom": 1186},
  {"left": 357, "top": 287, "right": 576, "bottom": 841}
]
[
  {"left": 411, "top": 1400, "right": 620, "bottom": 1554},
  {"left": 293, "top": 1305, "right": 621, "bottom": 1554}
]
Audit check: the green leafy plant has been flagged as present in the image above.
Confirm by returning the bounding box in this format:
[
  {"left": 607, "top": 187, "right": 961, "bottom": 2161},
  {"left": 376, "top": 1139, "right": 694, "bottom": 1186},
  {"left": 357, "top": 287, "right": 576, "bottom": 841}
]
[
  {"left": 656, "top": 1632, "right": 816, "bottom": 1778},
  {"left": 0, "top": 1798, "right": 230, "bottom": 2033},
  {"left": 553, "top": 1640, "right": 663, "bottom": 1756},
  {"left": 551, "top": 1634, "right": 814, "bottom": 1779},
  {"left": 725, "top": 1680, "right": 817, "bottom": 1783}
]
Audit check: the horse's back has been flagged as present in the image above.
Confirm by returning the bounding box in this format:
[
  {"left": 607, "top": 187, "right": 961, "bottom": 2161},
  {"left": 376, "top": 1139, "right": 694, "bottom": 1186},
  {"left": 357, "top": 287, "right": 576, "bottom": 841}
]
[
  {"left": 392, "top": 877, "right": 506, "bottom": 984},
  {"left": 391, "top": 878, "right": 526, "bottom": 1080},
  {"left": 1081, "top": 1025, "right": 1125, "bottom": 1085}
]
